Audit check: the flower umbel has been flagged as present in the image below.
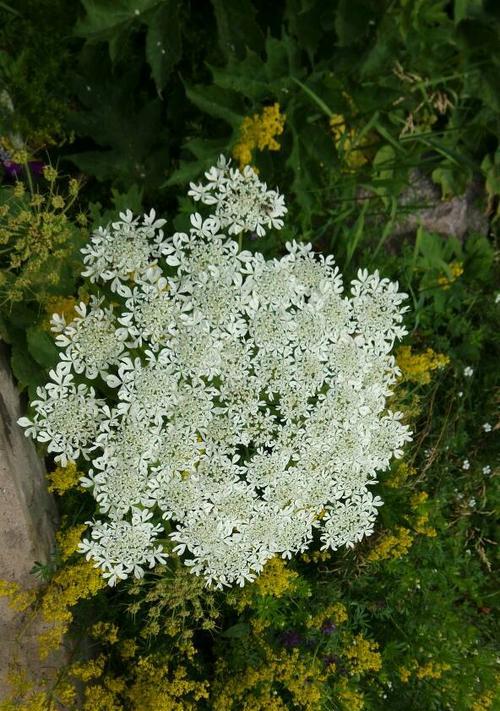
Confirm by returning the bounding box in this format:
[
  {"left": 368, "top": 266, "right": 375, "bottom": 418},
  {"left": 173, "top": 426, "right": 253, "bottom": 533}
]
[{"left": 19, "top": 157, "right": 411, "bottom": 588}]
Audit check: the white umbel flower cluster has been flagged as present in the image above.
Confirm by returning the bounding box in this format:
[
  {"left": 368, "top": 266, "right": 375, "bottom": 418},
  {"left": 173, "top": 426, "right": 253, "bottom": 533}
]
[
  {"left": 188, "top": 154, "right": 287, "bottom": 236},
  {"left": 19, "top": 157, "right": 411, "bottom": 588}
]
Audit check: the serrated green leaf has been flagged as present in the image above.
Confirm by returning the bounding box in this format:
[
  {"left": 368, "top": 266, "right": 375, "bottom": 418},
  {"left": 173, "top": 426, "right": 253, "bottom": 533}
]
[
  {"left": 210, "top": 0, "right": 263, "bottom": 59},
  {"left": 75, "top": 0, "right": 159, "bottom": 39},
  {"left": 209, "top": 55, "right": 269, "bottom": 101},
  {"left": 145, "top": 1, "right": 182, "bottom": 91},
  {"left": 184, "top": 83, "right": 244, "bottom": 128},
  {"left": 111, "top": 184, "right": 144, "bottom": 213},
  {"left": 162, "top": 160, "right": 208, "bottom": 188}
]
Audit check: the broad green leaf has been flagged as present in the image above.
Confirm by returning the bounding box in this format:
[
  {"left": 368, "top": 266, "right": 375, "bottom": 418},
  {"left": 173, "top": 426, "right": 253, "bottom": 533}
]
[
  {"left": 11, "top": 344, "right": 43, "bottom": 390},
  {"left": 221, "top": 622, "right": 250, "bottom": 639},
  {"left": 145, "top": 1, "right": 182, "bottom": 91},
  {"left": 162, "top": 159, "right": 208, "bottom": 188},
  {"left": 335, "top": 0, "right": 377, "bottom": 47},
  {"left": 209, "top": 55, "right": 270, "bottom": 101},
  {"left": 75, "top": 0, "right": 160, "bottom": 38},
  {"left": 210, "top": 0, "right": 263, "bottom": 59},
  {"left": 26, "top": 327, "right": 59, "bottom": 369},
  {"left": 184, "top": 83, "right": 244, "bottom": 128}
]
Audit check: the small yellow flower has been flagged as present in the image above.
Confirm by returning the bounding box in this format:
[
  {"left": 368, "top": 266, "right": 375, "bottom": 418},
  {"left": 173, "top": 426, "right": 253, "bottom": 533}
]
[
  {"left": 46, "top": 460, "right": 80, "bottom": 494},
  {"left": 42, "top": 165, "right": 58, "bottom": 182},
  {"left": 233, "top": 103, "right": 286, "bottom": 168},
  {"left": 345, "top": 634, "right": 382, "bottom": 675},
  {"left": 91, "top": 622, "right": 120, "bottom": 644},
  {"left": 396, "top": 346, "right": 449, "bottom": 385},
  {"left": 368, "top": 526, "right": 413, "bottom": 562},
  {"left": 56, "top": 523, "right": 88, "bottom": 561},
  {"left": 51, "top": 195, "right": 65, "bottom": 210},
  {"left": 13, "top": 181, "right": 26, "bottom": 198},
  {"left": 329, "top": 114, "right": 368, "bottom": 169},
  {"left": 437, "top": 261, "right": 463, "bottom": 289}
]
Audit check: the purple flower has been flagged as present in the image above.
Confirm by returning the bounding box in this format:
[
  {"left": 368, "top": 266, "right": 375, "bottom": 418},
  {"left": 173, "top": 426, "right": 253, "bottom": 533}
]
[
  {"left": 281, "top": 630, "right": 302, "bottom": 648},
  {"left": 323, "top": 654, "right": 340, "bottom": 668},
  {"left": 3, "top": 160, "right": 44, "bottom": 179},
  {"left": 321, "top": 620, "right": 337, "bottom": 635}
]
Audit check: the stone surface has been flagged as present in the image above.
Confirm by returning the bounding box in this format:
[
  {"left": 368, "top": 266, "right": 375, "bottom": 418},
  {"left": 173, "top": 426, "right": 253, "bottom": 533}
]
[
  {"left": 0, "top": 343, "right": 58, "bottom": 696},
  {"left": 391, "top": 170, "right": 489, "bottom": 241}
]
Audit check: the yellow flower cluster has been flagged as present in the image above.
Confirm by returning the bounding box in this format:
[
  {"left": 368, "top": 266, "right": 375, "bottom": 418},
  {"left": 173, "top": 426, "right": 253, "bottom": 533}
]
[
  {"left": 345, "top": 635, "right": 382, "bottom": 675},
  {"left": 329, "top": 114, "right": 369, "bottom": 169},
  {"left": 82, "top": 677, "right": 126, "bottom": 711},
  {"left": 0, "top": 579, "right": 36, "bottom": 612},
  {"left": 306, "top": 602, "right": 348, "bottom": 629},
  {"left": 0, "top": 687, "right": 52, "bottom": 711},
  {"left": 70, "top": 654, "right": 107, "bottom": 682},
  {"left": 46, "top": 460, "right": 81, "bottom": 494},
  {"left": 301, "top": 549, "right": 331, "bottom": 563},
  {"left": 410, "top": 491, "right": 437, "bottom": 537},
  {"left": 126, "top": 656, "right": 209, "bottom": 711},
  {"left": 396, "top": 345, "right": 450, "bottom": 385},
  {"left": 386, "top": 460, "right": 417, "bottom": 488},
  {"left": 212, "top": 646, "right": 327, "bottom": 711},
  {"left": 399, "top": 659, "right": 451, "bottom": 682},
  {"left": 398, "top": 665, "right": 412, "bottom": 683},
  {"left": 253, "top": 557, "right": 299, "bottom": 598},
  {"left": 56, "top": 523, "right": 88, "bottom": 561},
  {"left": 367, "top": 526, "right": 414, "bottom": 562},
  {"left": 231, "top": 557, "right": 300, "bottom": 614},
  {"left": 437, "top": 261, "right": 464, "bottom": 289},
  {"left": 471, "top": 688, "right": 497, "bottom": 711},
  {"left": 128, "top": 563, "right": 218, "bottom": 659},
  {"left": 337, "top": 679, "right": 365, "bottom": 711},
  {"left": 91, "top": 622, "right": 120, "bottom": 645},
  {"left": 37, "top": 559, "right": 106, "bottom": 658},
  {"left": 232, "top": 103, "right": 286, "bottom": 167},
  {"left": 0, "top": 173, "right": 84, "bottom": 304},
  {"left": 415, "top": 661, "right": 451, "bottom": 680}
]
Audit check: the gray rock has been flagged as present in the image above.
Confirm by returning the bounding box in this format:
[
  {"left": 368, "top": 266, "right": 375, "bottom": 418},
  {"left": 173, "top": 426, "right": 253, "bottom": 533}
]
[
  {"left": 0, "top": 343, "right": 60, "bottom": 696},
  {"left": 391, "top": 170, "right": 489, "bottom": 241}
]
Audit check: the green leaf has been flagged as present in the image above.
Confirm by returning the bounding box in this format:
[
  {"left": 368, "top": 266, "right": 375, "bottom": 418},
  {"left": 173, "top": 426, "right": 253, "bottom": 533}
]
[
  {"left": 145, "top": 1, "right": 182, "bottom": 91},
  {"left": 184, "top": 83, "right": 244, "bottom": 128},
  {"left": 75, "top": 0, "right": 159, "bottom": 39},
  {"left": 26, "top": 327, "right": 59, "bottom": 369},
  {"left": 10, "top": 344, "right": 44, "bottom": 390},
  {"left": 454, "top": 0, "right": 484, "bottom": 24},
  {"left": 221, "top": 622, "right": 251, "bottom": 639},
  {"left": 111, "top": 184, "right": 144, "bottom": 213},
  {"left": 210, "top": 0, "right": 263, "bottom": 59},
  {"left": 335, "top": 0, "right": 377, "bottom": 47},
  {"left": 162, "top": 159, "right": 208, "bottom": 188},
  {"left": 209, "top": 55, "right": 270, "bottom": 102}
]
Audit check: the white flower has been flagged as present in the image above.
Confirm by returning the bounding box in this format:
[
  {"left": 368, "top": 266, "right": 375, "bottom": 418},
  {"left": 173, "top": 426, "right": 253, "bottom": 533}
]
[
  {"left": 17, "top": 362, "right": 105, "bottom": 465},
  {"left": 81, "top": 209, "right": 170, "bottom": 293},
  {"left": 482, "top": 422, "right": 492, "bottom": 433},
  {"left": 20, "top": 158, "right": 412, "bottom": 588},
  {"left": 188, "top": 155, "right": 287, "bottom": 237},
  {"left": 463, "top": 366, "right": 474, "bottom": 377},
  {"left": 482, "top": 465, "right": 491, "bottom": 475},
  {"left": 52, "top": 296, "right": 127, "bottom": 379},
  {"left": 78, "top": 508, "right": 167, "bottom": 586},
  {"left": 462, "top": 459, "right": 470, "bottom": 470}
]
